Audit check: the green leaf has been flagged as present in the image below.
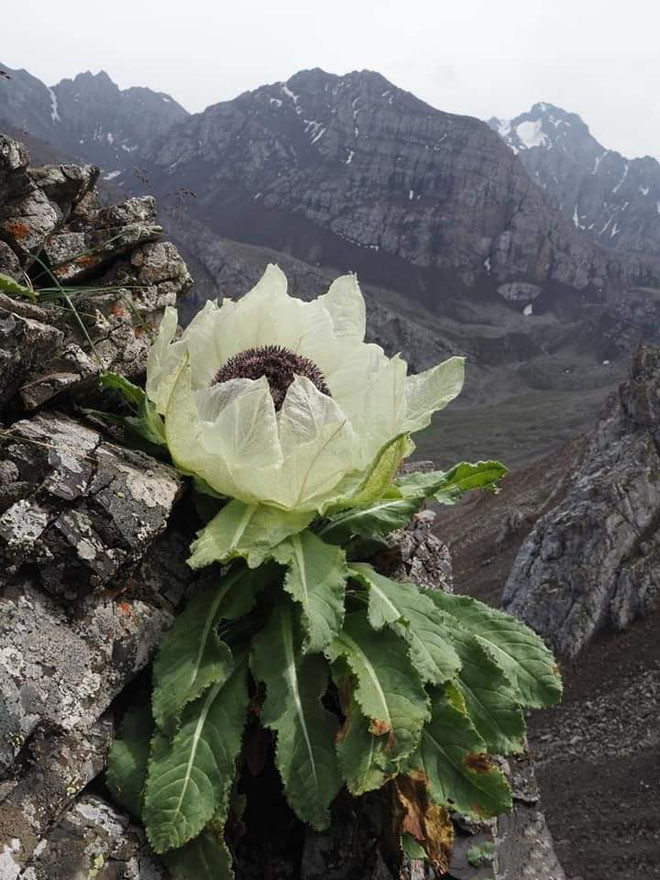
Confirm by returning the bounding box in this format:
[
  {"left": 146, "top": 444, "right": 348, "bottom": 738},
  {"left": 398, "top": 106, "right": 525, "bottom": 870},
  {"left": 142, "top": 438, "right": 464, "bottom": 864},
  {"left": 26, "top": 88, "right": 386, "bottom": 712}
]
[
  {"left": 98, "top": 372, "right": 167, "bottom": 446},
  {"left": 270, "top": 530, "right": 347, "bottom": 653},
  {"left": 319, "top": 493, "right": 421, "bottom": 543},
  {"left": 349, "top": 563, "right": 461, "bottom": 686},
  {"left": 128, "top": 395, "right": 167, "bottom": 446},
  {"left": 100, "top": 371, "right": 145, "bottom": 407},
  {"left": 321, "top": 460, "right": 508, "bottom": 542},
  {"left": 449, "top": 628, "right": 526, "bottom": 755},
  {"left": 401, "top": 833, "right": 428, "bottom": 861},
  {"left": 334, "top": 674, "right": 395, "bottom": 795},
  {"left": 328, "top": 611, "right": 430, "bottom": 762},
  {"left": 188, "top": 500, "right": 313, "bottom": 569},
  {"left": 143, "top": 656, "right": 249, "bottom": 853},
  {"left": 106, "top": 705, "right": 153, "bottom": 818},
  {"left": 0, "top": 271, "right": 37, "bottom": 301},
  {"left": 251, "top": 602, "right": 342, "bottom": 830},
  {"left": 405, "top": 688, "right": 512, "bottom": 819},
  {"left": 427, "top": 592, "right": 562, "bottom": 708},
  {"left": 162, "top": 823, "right": 233, "bottom": 880},
  {"left": 397, "top": 460, "right": 507, "bottom": 506},
  {"left": 152, "top": 566, "right": 267, "bottom": 736},
  {"left": 328, "top": 433, "right": 414, "bottom": 513}
]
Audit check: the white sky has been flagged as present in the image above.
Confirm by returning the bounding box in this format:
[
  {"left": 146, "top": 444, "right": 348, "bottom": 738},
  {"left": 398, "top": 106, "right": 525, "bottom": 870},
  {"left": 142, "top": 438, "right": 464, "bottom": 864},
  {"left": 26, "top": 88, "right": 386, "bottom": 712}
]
[{"left": 3, "top": 0, "right": 659, "bottom": 159}]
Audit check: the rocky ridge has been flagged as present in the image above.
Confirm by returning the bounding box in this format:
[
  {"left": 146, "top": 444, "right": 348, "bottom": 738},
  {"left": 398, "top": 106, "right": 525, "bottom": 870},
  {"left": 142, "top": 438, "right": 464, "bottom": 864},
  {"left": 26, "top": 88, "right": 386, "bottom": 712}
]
[
  {"left": 502, "top": 345, "right": 660, "bottom": 657},
  {"left": 0, "top": 137, "right": 564, "bottom": 879},
  {"left": 490, "top": 102, "right": 660, "bottom": 261},
  {"left": 0, "top": 63, "right": 187, "bottom": 177},
  {"left": 141, "top": 68, "right": 660, "bottom": 302}
]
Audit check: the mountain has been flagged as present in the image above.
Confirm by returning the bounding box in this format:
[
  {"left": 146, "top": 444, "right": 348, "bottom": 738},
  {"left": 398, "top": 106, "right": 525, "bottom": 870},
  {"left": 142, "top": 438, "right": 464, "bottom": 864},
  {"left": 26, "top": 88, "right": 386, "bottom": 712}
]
[
  {"left": 489, "top": 102, "right": 660, "bottom": 260},
  {"left": 141, "top": 68, "right": 659, "bottom": 309},
  {"left": 0, "top": 62, "right": 188, "bottom": 175}
]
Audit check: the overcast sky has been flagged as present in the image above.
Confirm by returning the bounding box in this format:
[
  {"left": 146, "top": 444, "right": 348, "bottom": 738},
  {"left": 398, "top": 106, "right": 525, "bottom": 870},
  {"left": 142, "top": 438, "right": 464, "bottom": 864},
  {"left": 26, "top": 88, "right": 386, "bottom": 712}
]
[{"left": 3, "top": 0, "right": 659, "bottom": 159}]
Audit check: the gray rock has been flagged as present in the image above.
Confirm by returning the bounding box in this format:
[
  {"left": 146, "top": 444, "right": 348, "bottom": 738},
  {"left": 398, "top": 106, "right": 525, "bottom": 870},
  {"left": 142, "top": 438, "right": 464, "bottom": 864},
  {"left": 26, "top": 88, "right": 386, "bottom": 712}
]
[
  {"left": 0, "top": 312, "right": 64, "bottom": 408},
  {"left": 16, "top": 795, "right": 167, "bottom": 880},
  {"left": 0, "top": 241, "right": 22, "bottom": 280},
  {"left": 0, "top": 413, "right": 182, "bottom": 599},
  {"left": 144, "top": 68, "right": 659, "bottom": 298},
  {"left": 0, "top": 136, "right": 191, "bottom": 411},
  {"left": 503, "top": 345, "right": 660, "bottom": 656}
]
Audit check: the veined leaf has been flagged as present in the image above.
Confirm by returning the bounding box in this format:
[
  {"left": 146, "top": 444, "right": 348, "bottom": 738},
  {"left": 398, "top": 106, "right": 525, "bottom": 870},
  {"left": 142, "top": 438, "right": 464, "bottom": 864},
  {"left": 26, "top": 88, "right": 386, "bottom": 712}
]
[
  {"left": 405, "top": 688, "right": 512, "bottom": 819},
  {"left": 322, "top": 460, "right": 507, "bottom": 542},
  {"left": 427, "top": 591, "right": 562, "bottom": 708},
  {"left": 333, "top": 666, "right": 396, "bottom": 795},
  {"left": 349, "top": 563, "right": 461, "bottom": 685},
  {"left": 449, "top": 628, "right": 526, "bottom": 755},
  {"left": 152, "top": 566, "right": 268, "bottom": 735},
  {"left": 326, "top": 433, "right": 414, "bottom": 514},
  {"left": 251, "top": 602, "right": 342, "bottom": 830},
  {"left": 319, "top": 494, "right": 421, "bottom": 543},
  {"left": 328, "top": 611, "right": 430, "bottom": 762},
  {"left": 106, "top": 705, "right": 153, "bottom": 818},
  {"left": 188, "top": 500, "right": 313, "bottom": 569},
  {"left": 143, "top": 656, "right": 249, "bottom": 853},
  {"left": 128, "top": 395, "right": 167, "bottom": 446},
  {"left": 162, "top": 823, "right": 233, "bottom": 880},
  {"left": 271, "top": 530, "right": 347, "bottom": 653},
  {"left": 397, "top": 460, "right": 507, "bottom": 506}
]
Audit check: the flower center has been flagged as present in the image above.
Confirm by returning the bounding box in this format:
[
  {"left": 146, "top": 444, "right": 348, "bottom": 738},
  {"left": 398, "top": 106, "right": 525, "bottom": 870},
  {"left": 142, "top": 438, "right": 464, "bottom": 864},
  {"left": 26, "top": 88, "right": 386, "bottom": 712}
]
[{"left": 212, "top": 345, "right": 331, "bottom": 410}]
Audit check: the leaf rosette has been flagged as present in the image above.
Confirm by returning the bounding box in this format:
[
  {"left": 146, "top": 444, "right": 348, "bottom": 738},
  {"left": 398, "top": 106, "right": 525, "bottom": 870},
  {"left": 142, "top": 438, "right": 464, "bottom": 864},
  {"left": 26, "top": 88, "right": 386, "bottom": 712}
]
[{"left": 102, "top": 265, "right": 562, "bottom": 878}]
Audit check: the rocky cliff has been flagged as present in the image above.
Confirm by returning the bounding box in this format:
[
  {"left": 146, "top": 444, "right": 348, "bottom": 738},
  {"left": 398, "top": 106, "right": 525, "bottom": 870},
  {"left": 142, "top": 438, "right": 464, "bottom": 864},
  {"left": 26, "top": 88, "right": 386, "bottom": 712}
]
[
  {"left": 0, "top": 137, "right": 565, "bottom": 880},
  {"left": 490, "top": 102, "right": 660, "bottom": 262},
  {"left": 142, "top": 68, "right": 660, "bottom": 303},
  {"left": 502, "top": 345, "right": 660, "bottom": 657}
]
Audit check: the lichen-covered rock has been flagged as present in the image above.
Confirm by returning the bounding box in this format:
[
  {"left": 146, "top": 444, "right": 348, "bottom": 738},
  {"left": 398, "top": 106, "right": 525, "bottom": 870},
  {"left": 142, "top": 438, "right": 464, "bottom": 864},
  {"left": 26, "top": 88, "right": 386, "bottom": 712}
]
[
  {"left": 0, "top": 136, "right": 192, "bottom": 413},
  {"left": 50, "top": 197, "right": 163, "bottom": 284},
  {"left": 503, "top": 345, "right": 660, "bottom": 657},
  {"left": 0, "top": 311, "right": 64, "bottom": 408},
  {"left": 15, "top": 795, "right": 167, "bottom": 880},
  {"left": 0, "top": 413, "right": 182, "bottom": 598},
  {"left": 0, "top": 721, "right": 112, "bottom": 875}
]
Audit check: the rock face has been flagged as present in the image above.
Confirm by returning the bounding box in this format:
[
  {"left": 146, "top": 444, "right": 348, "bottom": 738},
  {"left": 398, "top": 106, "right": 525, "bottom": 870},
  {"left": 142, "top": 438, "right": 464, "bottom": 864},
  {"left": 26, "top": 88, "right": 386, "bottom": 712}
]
[
  {"left": 503, "top": 345, "right": 660, "bottom": 657},
  {"left": 0, "top": 133, "right": 192, "bottom": 413},
  {"left": 143, "top": 68, "right": 655, "bottom": 299},
  {"left": 0, "top": 135, "right": 196, "bottom": 878},
  {"left": 490, "top": 102, "right": 660, "bottom": 261},
  {"left": 0, "top": 63, "right": 188, "bottom": 176}
]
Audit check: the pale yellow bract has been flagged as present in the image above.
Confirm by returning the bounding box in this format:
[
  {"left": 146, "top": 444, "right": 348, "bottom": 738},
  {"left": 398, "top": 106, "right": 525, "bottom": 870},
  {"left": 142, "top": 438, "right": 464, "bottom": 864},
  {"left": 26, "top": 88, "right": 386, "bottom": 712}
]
[{"left": 146, "top": 265, "right": 465, "bottom": 512}]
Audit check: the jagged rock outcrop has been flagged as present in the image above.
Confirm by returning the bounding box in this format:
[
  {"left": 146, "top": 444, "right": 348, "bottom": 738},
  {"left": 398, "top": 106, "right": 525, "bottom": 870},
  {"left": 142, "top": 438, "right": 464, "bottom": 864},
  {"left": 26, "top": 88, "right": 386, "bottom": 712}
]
[
  {"left": 0, "top": 63, "right": 188, "bottom": 176},
  {"left": 0, "top": 138, "right": 564, "bottom": 880},
  {"left": 503, "top": 345, "right": 660, "bottom": 657},
  {"left": 0, "top": 134, "right": 192, "bottom": 413},
  {"left": 0, "top": 135, "right": 196, "bottom": 879},
  {"left": 490, "top": 102, "right": 660, "bottom": 261}
]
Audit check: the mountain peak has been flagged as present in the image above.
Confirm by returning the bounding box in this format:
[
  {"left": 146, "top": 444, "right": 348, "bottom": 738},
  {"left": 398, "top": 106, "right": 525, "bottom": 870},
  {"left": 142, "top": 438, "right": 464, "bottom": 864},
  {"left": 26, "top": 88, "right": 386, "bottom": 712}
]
[{"left": 488, "top": 102, "right": 593, "bottom": 155}]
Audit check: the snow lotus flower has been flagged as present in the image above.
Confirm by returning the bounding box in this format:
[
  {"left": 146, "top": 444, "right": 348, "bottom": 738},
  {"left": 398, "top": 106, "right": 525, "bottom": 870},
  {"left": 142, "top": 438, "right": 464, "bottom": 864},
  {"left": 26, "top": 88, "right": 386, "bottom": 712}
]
[{"left": 146, "top": 264, "right": 464, "bottom": 514}]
